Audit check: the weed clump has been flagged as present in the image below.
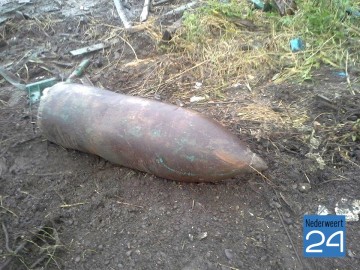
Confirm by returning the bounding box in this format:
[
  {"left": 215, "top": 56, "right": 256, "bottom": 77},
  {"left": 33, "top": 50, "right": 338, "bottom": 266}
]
[{"left": 170, "top": 0, "right": 360, "bottom": 87}]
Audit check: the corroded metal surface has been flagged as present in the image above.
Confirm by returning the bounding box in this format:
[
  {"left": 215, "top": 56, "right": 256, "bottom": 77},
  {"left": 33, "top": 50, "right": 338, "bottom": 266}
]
[{"left": 38, "top": 83, "right": 267, "bottom": 182}]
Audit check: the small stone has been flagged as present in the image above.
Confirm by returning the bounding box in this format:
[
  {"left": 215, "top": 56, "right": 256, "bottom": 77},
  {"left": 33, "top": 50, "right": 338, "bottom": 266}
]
[
  {"left": 118, "top": 263, "right": 124, "bottom": 268},
  {"left": 270, "top": 201, "right": 282, "bottom": 209},
  {"left": 298, "top": 183, "right": 311, "bottom": 193},
  {"left": 224, "top": 249, "right": 234, "bottom": 260},
  {"left": 197, "top": 232, "right": 208, "bottom": 240},
  {"left": 348, "top": 115, "right": 357, "bottom": 121},
  {"left": 75, "top": 256, "right": 81, "bottom": 263},
  {"left": 284, "top": 218, "right": 293, "bottom": 225},
  {"left": 98, "top": 244, "right": 104, "bottom": 250},
  {"left": 8, "top": 37, "right": 18, "bottom": 46},
  {"left": 188, "top": 234, "right": 194, "bottom": 241},
  {"left": 105, "top": 260, "right": 110, "bottom": 265},
  {"left": 126, "top": 250, "right": 132, "bottom": 257},
  {"left": 348, "top": 249, "right": 355, "bottom": 258}
]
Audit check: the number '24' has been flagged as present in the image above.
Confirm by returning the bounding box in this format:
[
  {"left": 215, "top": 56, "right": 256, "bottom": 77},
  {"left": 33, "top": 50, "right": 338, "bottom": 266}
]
[{"left": 306, "top": 230, "right": 344, "bottom": 253}]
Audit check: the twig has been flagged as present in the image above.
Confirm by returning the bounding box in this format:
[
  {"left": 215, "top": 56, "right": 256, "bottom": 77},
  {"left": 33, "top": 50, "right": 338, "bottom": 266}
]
[
  {"left": 274, "top": 206, "right": 303, "bottom": 267},
  {"left": 3, "top": 171, "right": 72, "bottom": 177},
  {"left": 317, "top": 178, "right": 348, "bottom": 185},
  {"left": 116, "top": 201, "right": 144, "bottom": 208},
  {"left": 161, "top": 1, "right": 198, "bottom": 19},
  {"left": 278, "top": 192, "right": 294, "bottom": 212},
  {"left": 30, "top": 254, "right": 49, "bottom": 269},
  {"left": 0, "top": 66, "right": 26, "bottom": 90},
  {"left": 117, "top": 35, "right": 138, "bottom": 61},
  {"left": 0, "top": 196, "right": 18, "bottom": 218},
  {"left": 254, "top": 173, "right": 303, "bottom": 267},
  {"left": 152, "top": 0, "right": 171, "bottom": 6},
  {"left": 113, "top": 0, "right": 132, "bottom": 29},
  {"left": 164, "top": 59, "right": 209, "bottom": 84},
  {"left": 0, "top": 223, "right": 27, "bottom": 270},
  {"left": 207, "top": 101, "right": 239, "bottom": 105},
  {"left": 2, "top": 222, "right": 13, "bottom": 253},
  {"left": 140, "top": 0, "right": 150, "bottom": 22},
  {"left": 342, "top": 155, "right": 360, "bottom": 168},
  {"left": 345, "top": 50, "right": 355, "bottom": 95},
  {"left": 60, "top": 202, "right": 87, "bottom": 208},
  {"left": 217, "top": 263, "right": 240, "bottom": 270}
]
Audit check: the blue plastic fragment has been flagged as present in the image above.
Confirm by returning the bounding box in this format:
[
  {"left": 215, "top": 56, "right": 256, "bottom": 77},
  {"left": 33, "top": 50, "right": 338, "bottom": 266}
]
[
  {"left": 290, "top": 38, "right": 305, "bottom": 52},
  {"left": 346, "top": 8, "right": 360, "bottom": 17},
  {"left": 251, "top": 0, "right": 264, "bottom": 9},
  {"left": 335, "top": 71, "right": 348, "bottom": 78}
]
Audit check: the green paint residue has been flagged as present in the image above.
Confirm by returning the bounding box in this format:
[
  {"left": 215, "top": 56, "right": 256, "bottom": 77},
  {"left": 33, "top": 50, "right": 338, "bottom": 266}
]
[
  {"left": 128, "top": 126, "right": 142, "bottom": 138},
  {"left": 156, "top": 157, "right": 196, "bottom": 176},
  {"left": 174, "top": 137, "right": 191, "bottom": 153},
  {"left": 151, "top": 129, "right": 161, "bottom": 138},
  {"left": 185, "top": 155, "right": 195, "bottom": 162}
]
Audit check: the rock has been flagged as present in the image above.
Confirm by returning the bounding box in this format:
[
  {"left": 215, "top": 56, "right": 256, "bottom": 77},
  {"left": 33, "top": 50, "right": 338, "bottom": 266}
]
[
  {"left": 283, "top": 212, "right": 291, "bottom": 218},
  {"left": 7, "top": 37, "right": 18, "bottom": 46},
  {"left": 348, "top": 249, "right": 355, "bottom": 258},
  {"left": 75, "top": 256, "right": 81, "bottom": 263},
  {"left": 126, "top": 250, "right": 132, "bottom": 257},
  {"left": 284, "top": 218, "right": 293, "bottom": 225},
  {"left": 270, "top": 201, "right": 282, "bottom": 209},
  {"left": 298, "top": 183, "right": 311, "bottom": 193},
  {"left": 224, "top": 249, "right": 234, "bottom": 260},
  {"left": 197, "top": 232, "right": 208, "bottom": 240},
  {"left": 188, "top": 234, "right": 194, "bottom": 241}
]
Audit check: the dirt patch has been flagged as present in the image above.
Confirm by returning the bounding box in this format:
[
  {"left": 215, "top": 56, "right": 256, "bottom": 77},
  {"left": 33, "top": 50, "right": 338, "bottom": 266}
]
[{"left": 1, "top": 0, "right": 360, "bottom": 269}]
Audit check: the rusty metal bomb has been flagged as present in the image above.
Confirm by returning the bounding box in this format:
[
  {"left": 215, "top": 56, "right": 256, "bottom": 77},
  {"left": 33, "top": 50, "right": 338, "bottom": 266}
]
[{"left": 38, "top": 83, "right": 267, "bottom": 182}]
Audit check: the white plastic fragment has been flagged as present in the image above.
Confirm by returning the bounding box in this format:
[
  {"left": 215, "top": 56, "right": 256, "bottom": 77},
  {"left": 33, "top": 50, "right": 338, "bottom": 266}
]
[
  {"left": 140, "top": 0, "right": 150, "bottom": 22},
  {"left": 317, "top": 205, "right": 330, "bottom": 215},
  {"left": 194, "top": 82, "right": 202, "bottom": 89},
  {"left": 113, "top": 0, "right": 132, "bottom": 29},
  {"left": 70, "top": 43, "right": 107, "bottom": 56},
  {"left": 190, "top": 96, "right": 205, "bottom": 103},
  {"left": 335, "top": 198, "right": 360, "bottom": 222},
  {"left": 197, "top": 232, "right": 208, "bottom": 240}
]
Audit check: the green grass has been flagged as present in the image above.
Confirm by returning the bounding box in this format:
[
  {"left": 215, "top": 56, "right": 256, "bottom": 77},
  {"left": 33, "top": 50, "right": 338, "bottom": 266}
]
[{"left": 176, "top": 0, "right": 360, "bottom": 85}]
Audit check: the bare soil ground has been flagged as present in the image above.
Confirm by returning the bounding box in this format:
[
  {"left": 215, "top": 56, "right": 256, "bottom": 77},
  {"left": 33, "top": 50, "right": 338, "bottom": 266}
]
[{"left": 0, "top": 0, "right": 359, "bottom": 269}]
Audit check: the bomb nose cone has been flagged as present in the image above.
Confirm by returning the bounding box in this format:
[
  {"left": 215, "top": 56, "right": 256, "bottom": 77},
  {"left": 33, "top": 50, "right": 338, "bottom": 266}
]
[{"left": 248, "top": 153, "right": 268, "bottom": 172}]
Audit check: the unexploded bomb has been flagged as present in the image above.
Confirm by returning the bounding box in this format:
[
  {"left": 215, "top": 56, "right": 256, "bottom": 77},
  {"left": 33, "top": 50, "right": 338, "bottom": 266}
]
[{"left": 38, "top": 83, "right": 267, "bottom": 182}]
